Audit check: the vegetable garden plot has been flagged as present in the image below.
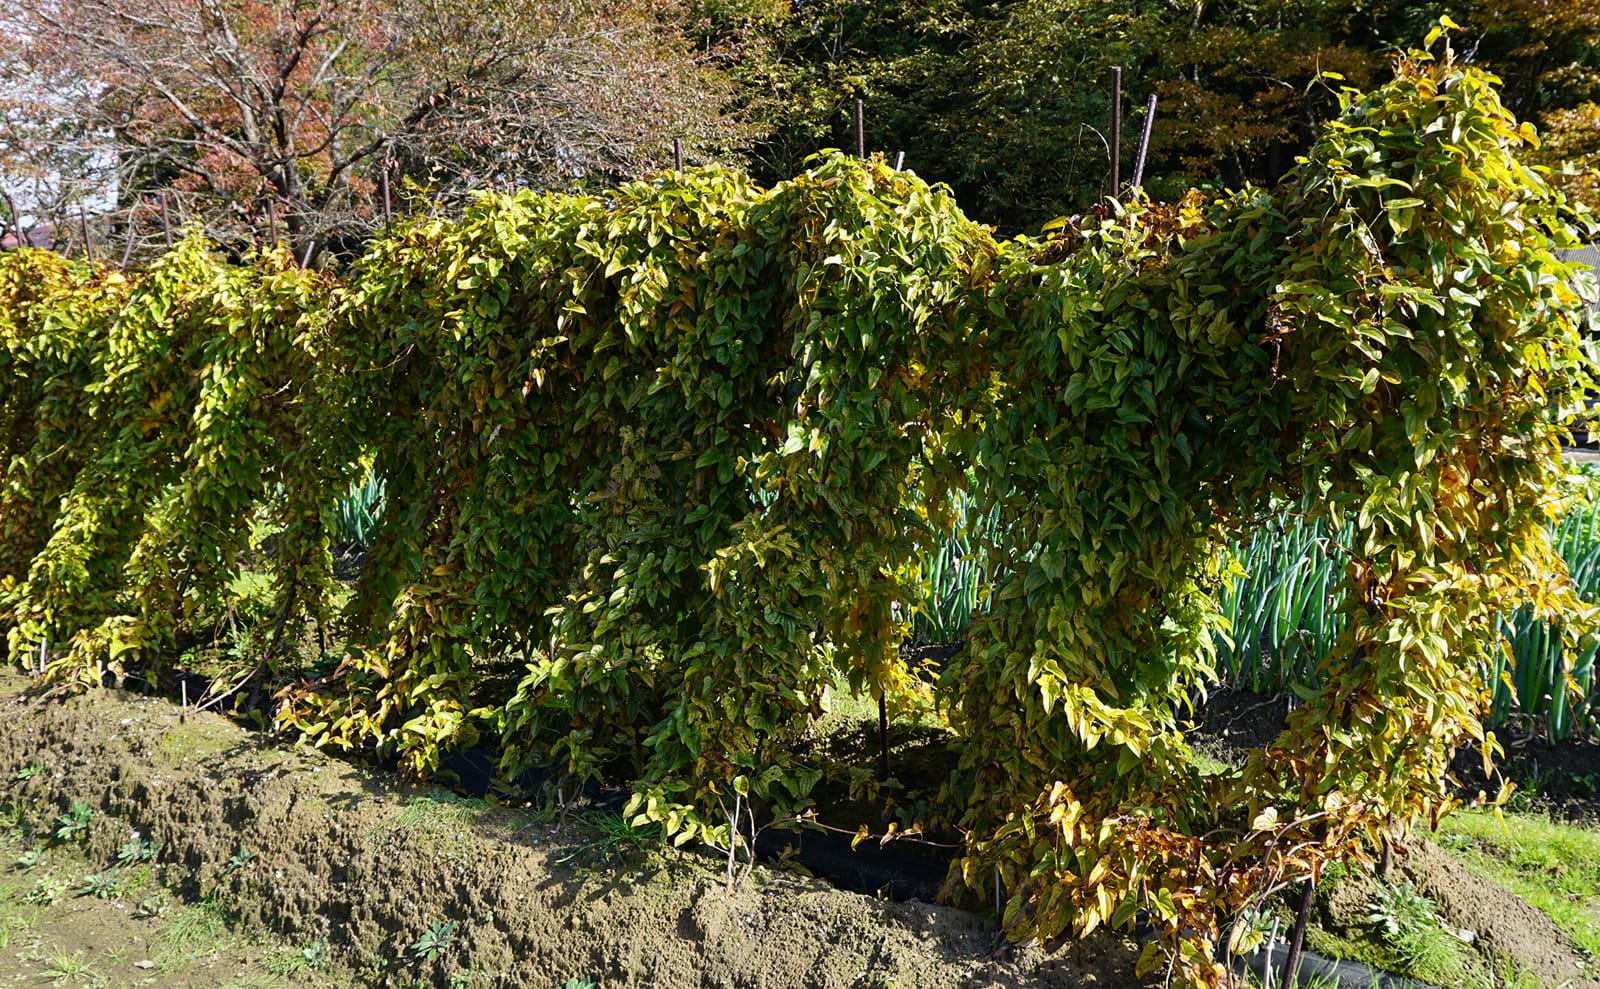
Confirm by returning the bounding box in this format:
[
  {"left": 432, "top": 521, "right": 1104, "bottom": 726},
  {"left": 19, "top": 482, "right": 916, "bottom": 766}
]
[{"left": 2, "top": 49, "right": 1596, "bottom": 986}]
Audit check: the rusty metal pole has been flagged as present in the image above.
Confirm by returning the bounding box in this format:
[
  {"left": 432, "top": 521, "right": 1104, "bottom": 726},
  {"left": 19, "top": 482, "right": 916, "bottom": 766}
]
[
  {"left": 673, "top": 136, "right": 683, "bottom": 171},
  {"left": 1281, "top": 880, "right": 1315, "bottom": 988},
  {"left": 879, "top": 695, "right": 890, "bottom": 781},
  {"left": 858, "top": 93, "right": 890, "bottom": 780},
  {"left": 79, "top": 205, "right": 93, "bottom": 262},
  {"left": 381, "top": 167, "right": 392, "bottom": 233},
  {"left": 1110, "top": 66, "right": 1123, "bottom": 196}
]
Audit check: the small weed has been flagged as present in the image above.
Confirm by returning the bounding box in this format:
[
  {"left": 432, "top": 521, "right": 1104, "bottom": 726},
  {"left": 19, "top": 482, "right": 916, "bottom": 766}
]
[
  {"left": 14, "top": 764, "right": 43, "bottom": 782},
  {"left": 1366, "top": 881, "right": 1467, "bottom": 985},
  {"left": 52, "top": 802, "right": 92, "bottom": 843},
  {"left": 265, "top": 936, "right": 330, "bottom": 975},
  {"left": 117, "top": 834, "right": 161, "bottom": 864},
  {"left": 0, "top": 911, "right": 38, "bottom": 952},
  {"left": 1366, "top": 882, "right": 1434, "bottom": 938},
  {"left": 1488, "top": 955, "right": 1551, "bottom": 989},
  {"left": 24, "top": 875, "right": 68, "bottom": 905},
  {"left": 2, "top": 907, "right": 40, "bottom": 934},
  {"left": 558, "top": 809, "right": 662, "bottom": 865},
  {"left": 410, "top": 918, "right": 457, "bottom": 963},
  {"left": 13, "top": 848, "right": 45, "bottom": 871},
  {"left": 265, "top": 947, "right": 305, "bottom": 976},
  {"left": 156, "top": 900, "right": 231, "bottom": 968},
  {"left": 1433, "top": 831, "right": 1472, "bottom": 852},
  {"left": 77, "top": 867, "right": 124, "bottom": 900},
  {"left": 558, "top": 979, "right": 599, "bottom": 989},
  {"left": 375, "top": 789, "right": 485, "bottom": 838},
  {"left": 134, "top": 892, "right": 170, "bottom": 919},
  {"left": 0, "top": 804, "right": 29, "bottom": 839},
  {"left": 40, "top": 946, "right": 102, "bottom": 983},
  {"left": 301, "top": 936, "right": 330, "bottom": 970},
  {"left": 122, "top": 863, "right": 152, "bottom": 896},
  {"left": 224, "top": 846, "right": 255, "bottom": 873}
]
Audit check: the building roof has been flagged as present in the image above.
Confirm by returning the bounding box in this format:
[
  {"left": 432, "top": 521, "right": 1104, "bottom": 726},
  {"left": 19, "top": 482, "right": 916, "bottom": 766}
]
[
  {"left": 0, "top": 225, "right": 55, "bottom": 249},
  {"left": 1560, "top": 245, "right": 1600, "bottom": 314}
]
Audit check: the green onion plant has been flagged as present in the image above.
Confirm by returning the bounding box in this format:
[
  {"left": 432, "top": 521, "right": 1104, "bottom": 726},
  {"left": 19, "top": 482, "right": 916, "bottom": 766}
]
[
  {"left": 1215, "top": 469, "right": 1600, "bottom": 740},
  {"left": 332, "top": 465, "right": 386, "bottom": 550},
  {"left": 910, "top": 486, "right": 1004, "bottom": 644},
  {"left": 1215, "top": 514, "right": 1349, "bottom": 693}
]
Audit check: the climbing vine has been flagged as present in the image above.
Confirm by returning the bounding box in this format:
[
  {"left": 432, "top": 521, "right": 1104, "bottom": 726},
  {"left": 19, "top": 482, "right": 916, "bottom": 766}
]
[
  {"left": 0, "top": 240, "right": 343, "bottom": 690},
  {"left": 2, "top": 45, "right": 1594, "bottom": 986}
]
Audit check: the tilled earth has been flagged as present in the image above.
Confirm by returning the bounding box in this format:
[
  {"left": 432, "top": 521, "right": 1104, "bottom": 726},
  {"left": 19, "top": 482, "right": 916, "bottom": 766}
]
[
  {"left": 2, "top": 673, "right": 1596, "bottom": 988},
  {"left": 0, "top": 674, "right": 1142, "bottom": 988}
]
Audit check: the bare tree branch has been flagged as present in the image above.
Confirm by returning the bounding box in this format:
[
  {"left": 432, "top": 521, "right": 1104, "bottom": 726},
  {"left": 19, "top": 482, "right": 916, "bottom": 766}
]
[{"left": 0, "top": 0, "right": 752, "bottom": 261}]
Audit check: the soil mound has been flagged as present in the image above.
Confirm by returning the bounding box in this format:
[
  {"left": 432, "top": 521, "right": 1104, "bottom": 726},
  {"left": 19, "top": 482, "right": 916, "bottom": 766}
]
[
  {"left": 1396, "top": 841, "right": 1598, "bottom": 989},
  {"left": 0, "top": 676, "right": 1141, "bottom": 987}
]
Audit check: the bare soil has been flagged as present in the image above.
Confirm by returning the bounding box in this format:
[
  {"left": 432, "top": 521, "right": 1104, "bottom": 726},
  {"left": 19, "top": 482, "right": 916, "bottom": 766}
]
[
  {"left": 0, "top": 674, "right": 1143, "bottom": 988},
  {"left": 3, "top": 674, "right": 1596, "bottom": 988},
  {"left": 1394, "top": 842, "right": 1595, "bottom": 989}
]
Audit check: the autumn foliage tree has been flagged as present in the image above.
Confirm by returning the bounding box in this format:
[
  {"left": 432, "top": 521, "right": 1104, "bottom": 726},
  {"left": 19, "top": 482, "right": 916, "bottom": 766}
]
[
  {"left": 711, "top": 0, "right": 1600, "bottom": 228},
  {"left": 1458, "top": 0, "right": 1600, "bottom": 208},
  {"left": 0, "top": 0, "right": 751, "bottom": 259}
]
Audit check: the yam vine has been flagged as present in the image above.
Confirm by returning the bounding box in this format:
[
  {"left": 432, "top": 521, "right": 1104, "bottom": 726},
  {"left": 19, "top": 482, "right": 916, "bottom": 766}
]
[{"left": 1, "top": 49, "right": 1594, "bottom": 985}]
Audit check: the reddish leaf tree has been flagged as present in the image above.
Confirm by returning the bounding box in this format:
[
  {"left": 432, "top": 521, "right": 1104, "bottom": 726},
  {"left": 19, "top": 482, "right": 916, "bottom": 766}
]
[{"left": 0, "top": 0, "right": 750, "bottom": 260}]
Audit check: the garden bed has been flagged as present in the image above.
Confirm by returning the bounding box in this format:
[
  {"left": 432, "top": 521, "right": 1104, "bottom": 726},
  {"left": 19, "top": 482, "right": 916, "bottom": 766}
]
[
  {"left": 0, "top": 673, "right": 1143, "bottom": 988},
  {"left": 2, "top": 673, "right": 1597, "bottom": 988}
]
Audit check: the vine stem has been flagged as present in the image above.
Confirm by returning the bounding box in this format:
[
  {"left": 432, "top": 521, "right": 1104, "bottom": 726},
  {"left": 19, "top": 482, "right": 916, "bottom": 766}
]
[{"left": 1280, "top": 879, "right": 1314, "bottom": 987}]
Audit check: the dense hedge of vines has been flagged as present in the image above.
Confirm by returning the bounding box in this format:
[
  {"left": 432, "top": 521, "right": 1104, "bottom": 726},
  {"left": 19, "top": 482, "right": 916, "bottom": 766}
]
[{"left": 2, "top": 52, "right": 1594, "bottom": 983}]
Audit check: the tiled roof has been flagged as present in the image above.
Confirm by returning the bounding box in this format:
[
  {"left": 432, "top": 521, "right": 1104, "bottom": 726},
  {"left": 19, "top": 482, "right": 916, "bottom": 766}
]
[{"left": 1560, "top": 245, "right": 1600, "bottom": 312}]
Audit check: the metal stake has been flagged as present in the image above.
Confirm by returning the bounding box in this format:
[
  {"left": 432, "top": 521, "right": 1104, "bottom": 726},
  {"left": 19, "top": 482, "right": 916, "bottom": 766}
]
[
  {"left": 855, "top": 98, "right": 865, "bottom": 160},
  {"left": 1132, "top": 95, "right": 1158, "bottom": 189},
  {"left": 1281, "top": 880, "right": 1314, "bottom": 988},
  {"left": 381, "top": 167, "right": 392, "bottom": 232},
  {"left": 160, "top": 192, "right": 172, "bottom": 246},
  {"left": 893, "top": 151, "right": 904, "bottom": 170},
  {"left": 673, "top": 136, "right": 683, "bottom": 171},
  {"left": 78, "top": 206, "right": 93, "bottom": 262},
  {"left": 1110, "top": 66, "right": 1123, "bottom": 196},
  {"left": 1263, "top": 916, "right": 1282, "bottom": 989},
  {"left": 879, "top": 693, "right": 890, "bottom": 781}
]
